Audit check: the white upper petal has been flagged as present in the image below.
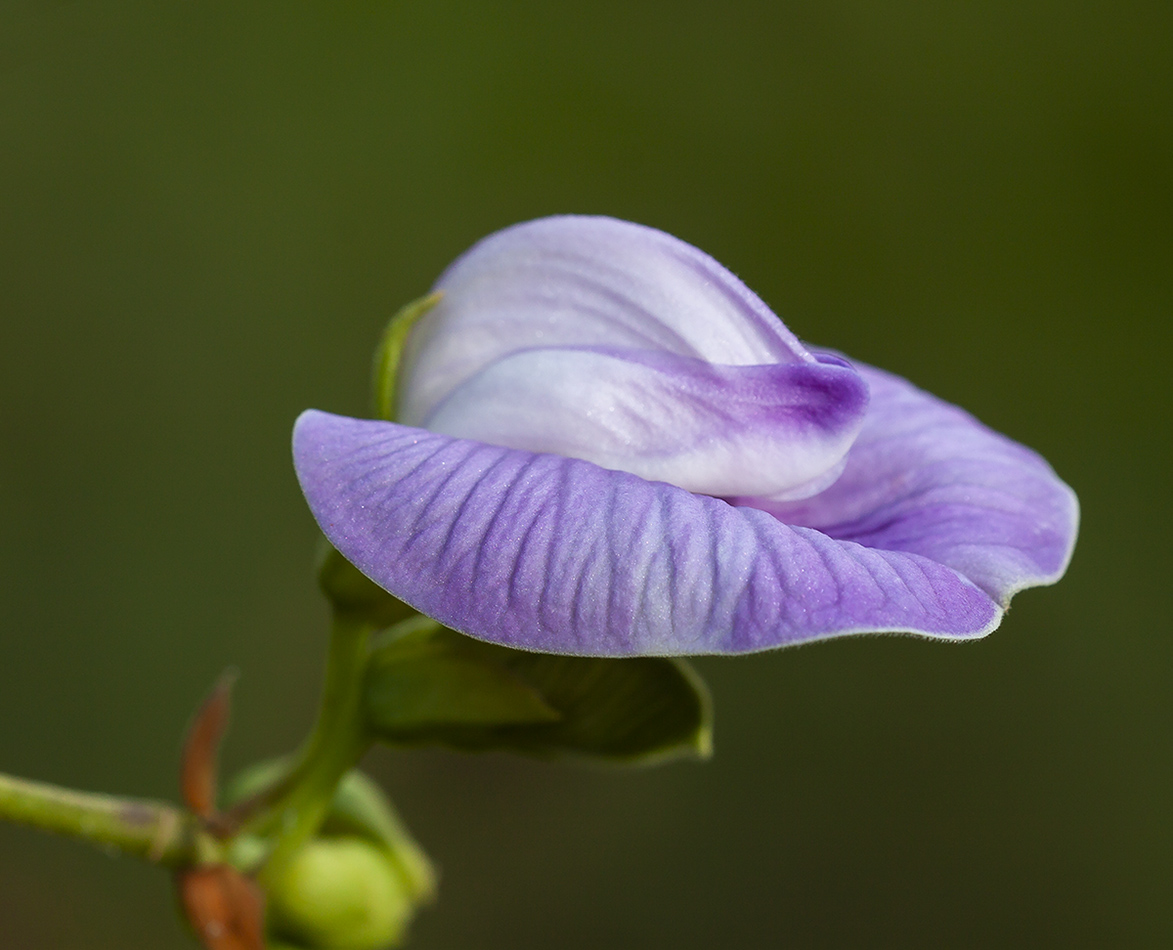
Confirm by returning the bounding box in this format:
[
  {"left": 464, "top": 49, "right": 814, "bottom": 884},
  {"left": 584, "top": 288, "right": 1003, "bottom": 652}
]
[
  {"left": 424, "top": 346, "right": 867, "bottom": 499},
  {"left": 399, "top": 216, "right": 814, "bottom": 427}
]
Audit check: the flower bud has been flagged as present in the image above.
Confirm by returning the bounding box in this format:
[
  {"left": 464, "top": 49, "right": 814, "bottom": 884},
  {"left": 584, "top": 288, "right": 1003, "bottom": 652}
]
[
  {"left": 223, "top": 763, "right": 435, "bottom": 948},
  {"left": 266, "top": 836, "right": 411, "bottom": 950}
]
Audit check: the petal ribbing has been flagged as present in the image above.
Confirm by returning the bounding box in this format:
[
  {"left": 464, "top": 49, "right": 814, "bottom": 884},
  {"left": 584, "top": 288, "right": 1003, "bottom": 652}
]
[{"left": 294, "top": 410, "right": 1002, "bottom": 657}]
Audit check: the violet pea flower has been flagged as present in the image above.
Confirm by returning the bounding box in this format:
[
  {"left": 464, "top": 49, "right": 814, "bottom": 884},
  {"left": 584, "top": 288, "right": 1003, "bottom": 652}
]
[{"left": 293, "top": 216, "right": 1078, "bottom": 656}]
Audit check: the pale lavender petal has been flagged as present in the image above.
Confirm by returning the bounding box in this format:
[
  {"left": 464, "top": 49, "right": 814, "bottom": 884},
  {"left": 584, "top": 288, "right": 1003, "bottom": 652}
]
[
  {"left": 736, "top": 360, "right": 1079, "bottom": 605},
  {"left": 399, "top": 216, "right": 816, "bottom": 427},
  {"left": 293, "top": 410, "right": 1002, "bottom": 657},
  {"left": 424, "top": 347, "right": 867, "bottom": 500}
]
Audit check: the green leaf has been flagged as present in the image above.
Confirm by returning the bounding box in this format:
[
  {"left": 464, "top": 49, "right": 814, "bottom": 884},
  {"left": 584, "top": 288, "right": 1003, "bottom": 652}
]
[
  {"left": 363, "top": 619, "right": 713, "bottom": 764},
  {"left": 371, "top": 290, "right": 443, "bottom": 422}
]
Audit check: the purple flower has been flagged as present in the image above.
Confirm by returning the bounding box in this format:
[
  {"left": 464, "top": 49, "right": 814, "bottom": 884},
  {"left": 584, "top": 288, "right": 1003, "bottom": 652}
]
[{"left": 294, "top": 216, "right": 1078, "bottom": 656}]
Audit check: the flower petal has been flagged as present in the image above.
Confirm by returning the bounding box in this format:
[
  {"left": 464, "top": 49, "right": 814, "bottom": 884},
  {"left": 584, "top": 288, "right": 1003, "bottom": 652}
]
[
  {"left": 738, "top": 360, "right": 1079, "bottom": 605},
  {"left": 399, "top": 216, "right": 815, "bottom": 427},
  {"left": 424, "top": 346, "right": 868, "bottom": 500},
  {"left": 293, "top": 410, "right": 1002, "bottom": 657}
]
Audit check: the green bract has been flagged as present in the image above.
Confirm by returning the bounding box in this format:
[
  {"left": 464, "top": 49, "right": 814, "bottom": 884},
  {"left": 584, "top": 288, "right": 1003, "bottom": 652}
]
[{"left": 371, "top": 291, "right": 443, "bottom": 423}]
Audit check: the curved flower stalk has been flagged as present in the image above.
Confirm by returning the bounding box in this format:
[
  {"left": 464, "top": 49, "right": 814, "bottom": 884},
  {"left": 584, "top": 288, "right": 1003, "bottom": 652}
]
[{"left": 294, "top": 216, "right": 1078, "bottom": 657}]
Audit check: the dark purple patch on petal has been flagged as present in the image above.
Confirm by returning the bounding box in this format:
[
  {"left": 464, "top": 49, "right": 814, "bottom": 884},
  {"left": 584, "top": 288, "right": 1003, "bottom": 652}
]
[{"left": 740, "top": 360, "right": 1079, "bottom": 605}]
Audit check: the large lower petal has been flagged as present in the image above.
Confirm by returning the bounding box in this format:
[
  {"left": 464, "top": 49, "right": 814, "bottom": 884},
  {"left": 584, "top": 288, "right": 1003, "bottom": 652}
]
[
  {"left": 293, "top": 410, "right": 1001, "bottom": 657},
  {"left": 740, "top": 360, "right": 1079, "bottom": 605},
  {"left": 398, "top": 216, "right": 816, "bottom": 426},
  {"left": 424, "top": 347, "right": 867, "bottom": 500}
]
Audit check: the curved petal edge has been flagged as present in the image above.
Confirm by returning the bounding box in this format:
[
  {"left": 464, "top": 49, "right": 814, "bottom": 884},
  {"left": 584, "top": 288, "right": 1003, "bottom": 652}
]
[
  {"left": 293, "top": 410, "right": 1003, "bottom": 657},
  {"left": 399, "top": 215, "right": 817, "bottom": 426},
  {"left": 752, "top": 360, "right": 1080, "bottom": 607}
]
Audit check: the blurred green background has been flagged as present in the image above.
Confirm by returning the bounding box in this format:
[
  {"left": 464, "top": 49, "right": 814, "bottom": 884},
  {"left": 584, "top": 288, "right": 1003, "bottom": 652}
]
[{"left": 0, "top": 1, "right": 1169, "bottom": 946}]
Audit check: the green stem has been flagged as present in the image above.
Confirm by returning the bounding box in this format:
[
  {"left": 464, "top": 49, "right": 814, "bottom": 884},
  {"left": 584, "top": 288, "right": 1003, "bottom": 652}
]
[
  {"left": 0, "top": 771, "right": 196, "bottom": 867},
  {"left": 253, "top": 613, "right": 375, "bottom": 884}
]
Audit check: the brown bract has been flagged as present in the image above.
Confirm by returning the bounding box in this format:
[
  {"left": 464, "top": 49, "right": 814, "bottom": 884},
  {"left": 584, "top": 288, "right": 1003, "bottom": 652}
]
[
  {"left": 176, "top": 671, "right": 267, "bottom": 950},
  {"left": 181, "top": 670, "right": 238, "bottom": 821},
  {"left": 177, "top": 865, "right": 266, "bottom": 950}
]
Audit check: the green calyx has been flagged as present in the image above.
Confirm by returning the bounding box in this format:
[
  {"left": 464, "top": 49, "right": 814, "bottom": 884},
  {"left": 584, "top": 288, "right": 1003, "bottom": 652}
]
[
  {"left": 371, "top": 290, "right": 443, "bottom": 422},
  {"left": 318, "top": 542, "right": 416, "bottom": 628},
  {"left": 364, "top": 617, "right": 713, "bottom": 763}
]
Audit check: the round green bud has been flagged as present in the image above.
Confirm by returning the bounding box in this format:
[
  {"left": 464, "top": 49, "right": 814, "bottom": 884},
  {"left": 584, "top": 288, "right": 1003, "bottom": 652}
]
[{"left": 267, "top": 837, "right": 412, "bottom": 950}]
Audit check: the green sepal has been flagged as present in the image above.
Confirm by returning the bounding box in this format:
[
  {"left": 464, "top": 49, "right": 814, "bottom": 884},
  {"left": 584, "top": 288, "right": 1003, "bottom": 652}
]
[
  {"left": 363, "top": 618, "right": 713, "bottom": 764},
  {"left": 317, "top": 542, "right": 416, "bottom": 627},
  {"left": 371, "top": 290, "right": 443, "bottom": 422}
]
